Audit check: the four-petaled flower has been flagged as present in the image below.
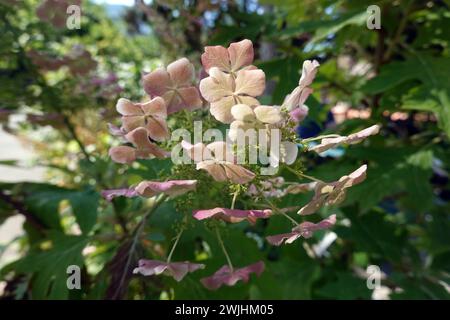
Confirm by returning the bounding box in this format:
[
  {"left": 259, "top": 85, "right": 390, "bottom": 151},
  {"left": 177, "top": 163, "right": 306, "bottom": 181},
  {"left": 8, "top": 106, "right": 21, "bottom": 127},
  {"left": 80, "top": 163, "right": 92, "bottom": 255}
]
[
  {"left": 133, "top": 259, "right": 205, "bottom": 282},
  {"left": 193, "top": 208, "right": 272, "bottom": 225},
  {"left": 201, "top": 261, "right": 265, "bottom": 290},
  {"left": 298, "top": 165, "right": 367, "bottom": 215},
  {"left": 266, "top": 214, "right": 336, "bottom": 246},
  {"left": 109, "top": 127, "right": 169, "bottom": 164},
  {"left": 228, "top": 104, "right": 283, "bottom": 141},
  {"left": 143, "top": 58, "right": 202, "bottom": 114},
  {"left": 181, "top": 141, "right": 256, "bottom": 184},
  {"left": 199, "top": 67, "right": 265, "bottom": 123},
  {"left": 116, "top": 97, "right": 169, "bottom": 142},
  {"left": 201, "top": 39, "right": 255, "bottom": 75}
]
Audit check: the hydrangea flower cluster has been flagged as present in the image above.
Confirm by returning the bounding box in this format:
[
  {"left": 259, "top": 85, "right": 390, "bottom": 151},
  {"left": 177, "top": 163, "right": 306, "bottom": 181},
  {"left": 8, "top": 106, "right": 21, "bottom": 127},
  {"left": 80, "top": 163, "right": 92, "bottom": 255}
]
[{"left": 103, "top": 40, "right": 380, "bottom": 290}]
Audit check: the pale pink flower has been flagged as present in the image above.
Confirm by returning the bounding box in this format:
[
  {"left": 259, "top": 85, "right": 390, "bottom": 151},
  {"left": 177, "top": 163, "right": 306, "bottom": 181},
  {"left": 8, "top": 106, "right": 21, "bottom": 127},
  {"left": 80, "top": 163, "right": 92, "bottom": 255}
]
[
  {"left": 228, "top": 104, "right": 283, "bottom": 140},
  {"left": 181, "top": 141, "right": 255, "bottom": 184},
  {"left": 284, "top": 60, "right": 320, "bottom": 111},
  {"left": 37, "top": 0, "right": 81, "bottom": 29},
  {"left": 199, "top": 67, "right": 265, "bottom": 123},
  {"left": 109, "top": 127, "right": 169, "bottom": 164},
  {"left": 309, "top": 125, "right": 381, "bottom": 153},
  {"left": 193, "top": 208, "right": 272, "bottom": 225},
  {"left": 116, "top": 97, "right": 169, "bottom": 141},
  {"left": 298, "top": 165, "right": 367, "bottom": 215},
  {"left": 266, "top": 214, "right": 336, "bottom": 246},
  {"left": 201, "top": 261, "right": 265, "bottom": 290},
  {"left": 135, "top": 180, "right": 197, "bottom": 197},
  {"left": 142, "top": 58, "right": 202, "bottom": 114},
  {"left": 133, "top": 259, "right": 205, "bottom": 282},
  {"left": 201, "top": 39, "right": 255, "bottom": 74}
]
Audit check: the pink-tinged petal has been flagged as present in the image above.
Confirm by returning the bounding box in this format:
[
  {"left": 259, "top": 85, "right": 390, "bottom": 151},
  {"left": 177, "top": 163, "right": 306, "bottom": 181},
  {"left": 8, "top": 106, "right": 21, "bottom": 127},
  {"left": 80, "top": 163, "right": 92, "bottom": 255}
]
[
  {"left": 133, "top": 259, "right": 204, "bottom": 282},
  {"left": 236, "top": 95, "right": 260, "bottom": 108},
  {"left": 170, "top": 86, "right": 203, "bottom": 114},
  {"left": 145, "top": 117, "right": 170, "bottom": 142},
  {"left": 267, "top": 215, "right": 336, "bottom": 245},
  {"left": 193, "top": 208, "right": 272, "bottom": 224},
  {"left": 231, "top": 104, "right": 255, "bottom": 122},
  {"left": 295, "top": 214, "right": 336, "bottom": 238},
  {"left": 116, "top": 98, "right": 142, "bottom": 116},
  {"left": 254, "top": 106, "right": 283, "bottom": 124},
  {"left": 135, "top": 180, "right": 197, "bottom": 198},
  {"left": 121, "top": 116, "right": 146, "bottom": 133},
  {"left": 201, "top": 261, "right": 265, "bottom": 290},
  {"left": 228, "top": 39, "right": 254, "bottom": 72},
  {"left": 101, "top": 188, "right": 138, "bottom": 201},
  {"left": 167, "top": 58, "right": 195, "bottom": 86},
  {"left": 122, "top": 128, "right": 169, "bottom": 160},
  {"left": 133, "top": 259, "right": 167, "bottom": 276},
  {"left": 299, "top": 60, "right": 320, "bottom": 87},
  {"left": 199, "top": 68, "right": 234, "bottom": 102},
  {"left": 223, "top": 163, "right": 256, "bottom": 184},
  {"left": 142, "top": 68, "right": 170, "bottom": 96},
  {"left": 209, "top": 96, "right": 237, "bottom": 124},
  {"left": 234, "top": 69, "right": 265, "bottom": 97},
  {"left": 346, "top": 125, "right": 381, "bottom": 144},
  {"left": 140, "top": 97, "right": 167, "bottom": 118},
  {"left": 168, "top": 262, "right": 205, "bottom": 282},
  {"left": 289, "top": 105, "right": 309, "bottom": 123},
  {"left": 342, "top": 164, "right": 367, "bottom": 187},
  {"left": 197, "top": 160, "right": 228, "bottom": 182},
  {"left": 201, "top": 45, "right": 230, "bottom": 73},
  {"left": 181, "top": 140, "right": 213, "bottom": 162},
  {"left": 283, "top": 86, "right": 313, "bottom": 111},
  {"left": 266, "top": 232, "right": 300, "bottom": 246},
  {"left": 125, "top": 127, "right": 152, "bottom": 148},
  {"left": 109, "top": 146, "right": 136, "bottom": 164},
  {"left": 298, "top": 165, "right": 367, "bottom": 214},
  {"left": 297, "top": 194, "right": 327, "bottom": 216},
  {"left": 309, "top": 125, "right": 380, "bottom": 153}
]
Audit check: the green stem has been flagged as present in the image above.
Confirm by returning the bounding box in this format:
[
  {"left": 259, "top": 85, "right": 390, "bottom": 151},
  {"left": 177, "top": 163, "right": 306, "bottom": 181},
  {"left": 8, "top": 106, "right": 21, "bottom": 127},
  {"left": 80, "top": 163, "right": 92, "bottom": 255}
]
[
  {"left": 215, "top": 228, "right": 234, "bottom": 272},
  {"left": 113, "top": 194, "right": 167, "bottom": 299},
  {"left": 167, "top": 228, "right": 184, "bottom": 263},
  {"left": 231, "top": 189, "right": 239, "bottom": 210},
  {"left": 285, "top": 166, "right": 324, "bottom": 183}
]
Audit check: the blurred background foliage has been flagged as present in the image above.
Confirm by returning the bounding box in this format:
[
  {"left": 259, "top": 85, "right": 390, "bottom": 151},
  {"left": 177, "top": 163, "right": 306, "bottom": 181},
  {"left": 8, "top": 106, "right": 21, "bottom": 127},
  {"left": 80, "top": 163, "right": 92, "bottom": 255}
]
[{"left": 0, "top": 0, "right": 449, "bottom": 299}]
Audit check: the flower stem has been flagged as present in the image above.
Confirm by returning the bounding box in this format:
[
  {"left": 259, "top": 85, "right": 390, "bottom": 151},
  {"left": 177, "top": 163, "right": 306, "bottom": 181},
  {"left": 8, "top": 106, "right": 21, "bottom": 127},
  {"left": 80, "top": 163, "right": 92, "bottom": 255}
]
[
  {"left": 231, "top": 189, "right": 239, "bottom": 210},
  {"left": 113, "top": 194, "right": 167, "bottom": 299},
  {"left": 215, "top": 227, "right": 234, "bottom": 272},
  {"left": 285, "top": 166, "right": 324, "bottom": 183},
  {"left": 266, "top": 198, "right": 299, "bottom": 226},
  {"left": 167, "top": 228, "right": 184, "bottom": 263}
]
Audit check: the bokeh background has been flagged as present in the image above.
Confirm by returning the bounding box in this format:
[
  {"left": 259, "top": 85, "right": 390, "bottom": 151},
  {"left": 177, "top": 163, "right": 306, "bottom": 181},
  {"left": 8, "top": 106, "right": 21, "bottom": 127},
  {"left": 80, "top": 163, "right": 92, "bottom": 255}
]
[{"left": 0, "top": 0, "right": 449, "bottom": 299}]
